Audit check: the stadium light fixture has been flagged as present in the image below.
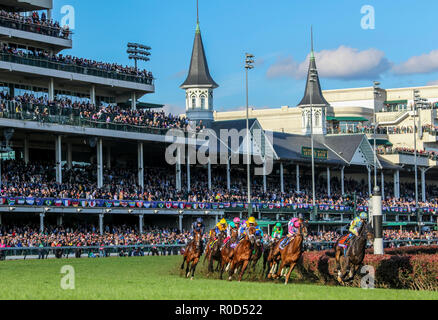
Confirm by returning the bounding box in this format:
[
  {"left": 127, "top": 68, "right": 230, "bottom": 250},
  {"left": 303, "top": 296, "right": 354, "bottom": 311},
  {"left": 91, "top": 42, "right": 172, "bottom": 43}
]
[
  {"left": 372, "top": 80, "right": 382, "bottom": 195},
  {"left": 154, "top": 210, "right": 159, "bottom": 214},
  {"left": 9, "top": 207, "right": 15, "bottom": 211},
  {"left": 245, "top": 53, "right": 255, "bottom": 217},
  {"left": 76, "top": 208, "right": 82, "bottom": 213},
  {"left": 127, "top": 42, "right": 151, "bottom": 70},
  {"left": 44, "top": 207, "right": 51, "bottom": 212},
  {"left": 105, "top": 209, "right": 112, "bottom": 213}
]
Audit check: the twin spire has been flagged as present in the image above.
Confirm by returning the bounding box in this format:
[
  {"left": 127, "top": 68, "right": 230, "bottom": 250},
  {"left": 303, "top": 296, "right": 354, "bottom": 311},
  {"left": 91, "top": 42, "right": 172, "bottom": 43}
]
[{"left": 180, "top": 0, "right": 218, "bottom": 89}]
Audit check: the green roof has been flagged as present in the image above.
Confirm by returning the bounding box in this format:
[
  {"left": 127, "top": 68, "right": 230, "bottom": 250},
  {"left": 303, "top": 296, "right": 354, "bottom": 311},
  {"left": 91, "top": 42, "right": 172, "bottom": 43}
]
[
  {"left": 368, "top": 139, "right": 393, "bottom": 146},
  {"left": 326, "top": 116, "right": 369, "bottom": 122},
  {"left": 384, "top": 100, "right": 408, "bottom": 105}
]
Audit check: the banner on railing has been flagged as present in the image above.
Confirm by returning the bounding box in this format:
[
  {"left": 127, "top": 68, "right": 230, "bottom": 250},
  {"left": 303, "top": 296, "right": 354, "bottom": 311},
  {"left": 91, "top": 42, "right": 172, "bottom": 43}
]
[{"left": 0, "top": 197, "right": 437, "bottom": 214}]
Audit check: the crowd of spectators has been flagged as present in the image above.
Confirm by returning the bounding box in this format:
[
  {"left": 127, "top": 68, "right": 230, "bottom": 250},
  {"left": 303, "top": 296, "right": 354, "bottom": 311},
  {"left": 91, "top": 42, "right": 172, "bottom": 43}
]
[
  {"left": 377, "top": 146, "right": 438, "bottom": 160},
  {"left": 0, "top": 10, "right": 71, "bottom": 39},
  {"left": 1, "top": 43, "right": 153, "bottom": 81},
  {"left": 0, "top": 93, "right": 188, "bottom": 131},
  {"left": 2, "top": 160, "right": 438, "bottom": 210}
]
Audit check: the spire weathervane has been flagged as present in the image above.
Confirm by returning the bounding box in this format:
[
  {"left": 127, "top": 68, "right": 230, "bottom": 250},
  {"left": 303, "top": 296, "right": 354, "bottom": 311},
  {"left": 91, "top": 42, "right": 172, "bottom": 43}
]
[
  {"left": 197, "top": 0, "right": 199, "bottom": 25},
  {"left": 310, "top": 26, "right": 315, "bottom": 59}
]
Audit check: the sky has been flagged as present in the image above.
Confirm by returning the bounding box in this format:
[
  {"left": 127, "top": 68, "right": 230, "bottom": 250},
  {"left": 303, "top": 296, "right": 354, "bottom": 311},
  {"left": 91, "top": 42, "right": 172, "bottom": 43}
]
[{"left": 52, "top": 0, "right": 438, "bottom": 115}]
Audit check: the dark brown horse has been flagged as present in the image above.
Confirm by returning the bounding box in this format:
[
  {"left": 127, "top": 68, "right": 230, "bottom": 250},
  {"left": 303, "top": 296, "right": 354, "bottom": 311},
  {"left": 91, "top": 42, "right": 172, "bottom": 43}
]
[
  {"left": 228, "top": 226, "right": 257, "bottom": 282},
  {"left": 334, "top": 222, "right": 374, "bottom": 284},
  {"left": 180, "top": 230, "right": 203, "bottom": 280},
  {"left": 270, "top": 222, "right": 308, "bottom": 284},
  {"left": 219, "top": 228, "right": 239, "bottom": 279},
  {"left": 264, "top": 237, "right": 281, "bottom": 278},
  {"left": 248, "top": 233, "right": 263, "bottom": 273},
  {"left": 205, "top": 229, "right": 225, "bottom": 275}
]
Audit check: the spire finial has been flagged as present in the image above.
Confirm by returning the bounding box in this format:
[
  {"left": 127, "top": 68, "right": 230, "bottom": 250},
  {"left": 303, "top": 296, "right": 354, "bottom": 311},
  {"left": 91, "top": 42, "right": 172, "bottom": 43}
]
[
  {"left": 310, "top": 26, "right": 315, "bottom": 59},
  {"left": 197, "top": 0, "right": 199, "bottom": 25}
]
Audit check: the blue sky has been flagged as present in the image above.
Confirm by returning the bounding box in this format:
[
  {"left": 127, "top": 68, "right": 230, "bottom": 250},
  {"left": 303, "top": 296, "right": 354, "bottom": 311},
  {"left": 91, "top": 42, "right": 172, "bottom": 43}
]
[{"left": 52, "top": 0, "right": 438, "bottom": 114}]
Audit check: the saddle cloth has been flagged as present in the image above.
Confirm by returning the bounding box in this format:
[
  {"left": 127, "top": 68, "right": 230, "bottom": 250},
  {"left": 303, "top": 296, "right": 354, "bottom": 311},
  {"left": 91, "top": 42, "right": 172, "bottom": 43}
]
[
  {"left": 279, "top": 236, "right": 294, "bottom": 250},
  {"left": 337, "top": 234, "right": 350, "bottom": 249}
]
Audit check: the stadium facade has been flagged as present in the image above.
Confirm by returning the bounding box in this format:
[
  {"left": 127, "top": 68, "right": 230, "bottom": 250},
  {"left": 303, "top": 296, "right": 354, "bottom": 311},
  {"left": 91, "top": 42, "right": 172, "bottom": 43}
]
[{"left": 0, "top": 0, "right": 436, "bottom": 235}]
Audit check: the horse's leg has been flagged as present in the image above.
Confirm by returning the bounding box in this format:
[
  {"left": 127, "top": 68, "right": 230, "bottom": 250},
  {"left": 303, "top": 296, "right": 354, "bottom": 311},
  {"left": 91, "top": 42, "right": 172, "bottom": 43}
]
[
  {"left": 220, "top": 257, "right": 226, "bottom": 280},
  {"left": 274, "top": 260, "right": 286, "bottom": 280},
  {"left": 284, "top": 262, "right": 297, "bottom": 285},
  {"left": 238, "top": 260, "right": 250, "bottom": 282},
  {"left": 180, "top": 255, "right": 186, "bottom": 270},
  {"left": 186, "top": 258, "right": 191, "bottom": 278},
  {"left": 340, "top": 256, "right": 350, "bottom": 282},
  {"left": 228, "top": 260, "right": 235, "bottom": 281},
  {"left": 190, "top": 258, "right": 199, "bottom": 280},
  {"left": 335, "top": 248, "right": 343, "bottom": 283}
]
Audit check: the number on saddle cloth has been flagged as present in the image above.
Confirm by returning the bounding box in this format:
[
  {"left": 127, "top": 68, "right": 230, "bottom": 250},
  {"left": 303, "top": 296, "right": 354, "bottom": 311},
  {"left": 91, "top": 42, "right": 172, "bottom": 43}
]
[
  {"left": 279, "top": 237, "right": 292, "bottom": 250},
  {"left": 338, "top": 234, "right": 353, "bottom": 256}
]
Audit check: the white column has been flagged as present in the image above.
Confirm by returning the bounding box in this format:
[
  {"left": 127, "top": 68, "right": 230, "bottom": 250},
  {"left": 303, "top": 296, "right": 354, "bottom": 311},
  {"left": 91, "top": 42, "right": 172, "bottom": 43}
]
[
  {"left": 381, "top": 171, "right": 385, "bottom": 200},
  {"left": 187, "top": 152, "right": 191, "bottom": 192},
  {"left": 24, "top": 136, "right": 29, "bottom": 164},
  {"left": 131, "top": 92, "right": 137, "bottom": 110},
  {"left": 327, "top": 167, "right": 331, "bottom": 197},
  {"left": 296, "top": 164, "right": 300, "bottom": 192},
  {"left": 99, "top": 213, "right": 104, "bottom": 236},
  {"left": 280, "top": 162, "right": 284, "bottom": 194},
  {"left": 176, "top": 148, "right": 181, "bottom": 191},
  {"left": 57, "top": 215, "right": 63, "bottom": 226},
  {"left": 394, "top": 170, "right": 400, "bottom": 199},
  {"left": 367, "top": 166, "right": 372, "bottom": 196},
  {"left": 67, "top": 143, "right": 72, "bottom": 170},
  {"left": 226, "top": 157, "right": 231, "bottom": 191},
  {"left": 97, "top": 138, "right": 103, "bottom": 188},
  {"left": 263, "top": 161, "right": 267, "bottom": 193},
  {"left": 90, "top": 85, "right": 96, "bottom": 105},
  {"left": 179, "top": 215, "right": 183, "bottom": 233},
  {"left": 138, "top": 142, "right": 144, "bottom": 190},
  {"left": 341, "top": 166, "right": 345, "bottom": 196},
  {"left": 106, "top": 146, "right": 111, "bottom": 170},
  {"left": 208, "top": 160, "right": 212, "bottom": 191},
  {"left": 40, "top": 213, "right": 45, "bottom": 233},
  {"left": 421, "top": 168, "right": 426, "bottom": 203},
  {"left": 48, "top": 78, "right": 55, "bottom": 101},
  {"left": 55, "top": 135, "right": 62, "bottom": 183},
  {"left": 139, "top": 215, "right": 144, "bottom": 234}
]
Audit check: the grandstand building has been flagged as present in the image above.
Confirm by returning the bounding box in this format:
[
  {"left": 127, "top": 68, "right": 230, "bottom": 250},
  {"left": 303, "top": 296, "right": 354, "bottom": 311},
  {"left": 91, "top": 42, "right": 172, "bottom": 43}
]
[{"left": 0, "top": 0, "right": 436, "bottom": 238}]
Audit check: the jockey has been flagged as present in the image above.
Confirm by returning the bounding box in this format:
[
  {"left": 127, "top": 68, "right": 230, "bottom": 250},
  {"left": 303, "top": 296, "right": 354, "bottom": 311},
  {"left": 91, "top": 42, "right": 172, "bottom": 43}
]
[
  {"left": 348, "top": 212, "right": 367, "bottom": 239},
  {"left": 191, "top": 217, "right": 205, "bottom": 237},
  {"left": 215, "top": 218, "right": 228, "bottom": 237},
  {"left": 271, "top": 222, "right": 283, "bottom": 240},
  {"left": 225, "top": 217, "right": 240, "bottom": 244},
  {"left": 280, "top": 214, "right": 303, "bottom": 249},
  {"left": 243, "top": 216, "right": 264, "bottom": 239}
]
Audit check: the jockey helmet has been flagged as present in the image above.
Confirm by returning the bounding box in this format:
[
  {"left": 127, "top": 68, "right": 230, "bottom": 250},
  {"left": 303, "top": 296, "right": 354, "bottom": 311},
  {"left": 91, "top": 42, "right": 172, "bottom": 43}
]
[
  {"left": 359, "top": 212, "right": 367, "bottom": 220},
  {"left": 233, "top": 217, "right": 241, "bottom": 224},
  {"left": 298, "top": 213, "right": 304, "bottom": 220},
  {"left": 196, "top": 217, "right": 203, "bottom": 224},
  {"left": 291, "top": 217, "right": 300, "bottom": 228},
  {"left": 220, "top": 218, "right": 227, "bottom": 225},
  {"left": 276, "top": 222, "right": 282, "bottom": 227},
  {"left": 229, "top": 222, "right": 236, "bottom": 229},
  {"left": 248, "top": 216, "right": 256, "bottom": 224}
]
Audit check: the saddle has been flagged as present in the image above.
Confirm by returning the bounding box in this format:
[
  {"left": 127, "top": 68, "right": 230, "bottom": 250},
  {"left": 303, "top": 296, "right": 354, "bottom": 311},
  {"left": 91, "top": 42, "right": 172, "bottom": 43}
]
[{"left": 279, "top": 236, "right": 294, "bottom": 250}]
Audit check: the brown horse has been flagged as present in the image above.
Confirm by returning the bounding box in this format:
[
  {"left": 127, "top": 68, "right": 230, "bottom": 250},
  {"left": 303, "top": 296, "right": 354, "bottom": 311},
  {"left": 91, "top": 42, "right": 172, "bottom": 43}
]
[
  {"left": 205, "top": 229, "right": 225, "bottom": 275},
  {"left": 180, "top": 230, "right": 203, "bottom": 280},
  {"left": 264, "top": 237, "right": 281, "bottom": 278},
  {"left": 270, "top": 222, "right": 308, "bottom": 284},
  {"left": 228, "top": 226, "right": 257, "bottom": 282},
  {"left": 219, "top": 228, "right": 239, "bottom": 279},
  {"left": 334, "top": 222, "right": 374, "bottom": 284},
  {"left": 248, "top": 233, "right": 263, "bottom": 273}
]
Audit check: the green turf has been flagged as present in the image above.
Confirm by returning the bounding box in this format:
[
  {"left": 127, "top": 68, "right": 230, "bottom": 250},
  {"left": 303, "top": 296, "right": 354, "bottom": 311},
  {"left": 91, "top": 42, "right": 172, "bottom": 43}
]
[{"left": 0, "top": 256, "right": 436, "bottom": 300}]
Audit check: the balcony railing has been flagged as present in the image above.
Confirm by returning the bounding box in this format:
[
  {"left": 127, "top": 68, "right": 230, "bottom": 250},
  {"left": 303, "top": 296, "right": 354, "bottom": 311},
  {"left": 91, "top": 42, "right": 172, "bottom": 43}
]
[
  {"left": 0, "top": 52, "right": 154, "bottom": 86},
  {"left": 0, "top": 100, "right": 173, "bottom": 136},
  {"left": 0, "top": 15, "right": 73, "bottom": 40}
]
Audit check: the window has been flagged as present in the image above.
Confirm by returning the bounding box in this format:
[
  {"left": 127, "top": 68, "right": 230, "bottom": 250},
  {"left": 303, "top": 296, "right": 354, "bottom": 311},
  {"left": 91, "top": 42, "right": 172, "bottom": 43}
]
[
  {"left": 191, "top": 96, "right": 196, "bottom": 108},
  {"left": 314, "top": 112, "right": 320, "bottom": 126},
  {"left": 200, "top": 96, "right": 206, "bottom": 109}
]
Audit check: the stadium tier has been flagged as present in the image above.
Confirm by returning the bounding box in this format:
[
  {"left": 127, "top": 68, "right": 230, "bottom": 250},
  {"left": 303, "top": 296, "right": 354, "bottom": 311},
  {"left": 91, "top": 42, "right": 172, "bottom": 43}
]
[{"left": 0, "top": 0, "right": 436, "bottom": 242}]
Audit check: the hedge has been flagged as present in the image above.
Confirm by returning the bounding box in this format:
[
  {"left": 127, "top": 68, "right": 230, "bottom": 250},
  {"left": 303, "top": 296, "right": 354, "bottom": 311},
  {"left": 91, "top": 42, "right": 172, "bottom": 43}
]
[{"left": 297, "top": 250, "right": 438, "bottom": 291}]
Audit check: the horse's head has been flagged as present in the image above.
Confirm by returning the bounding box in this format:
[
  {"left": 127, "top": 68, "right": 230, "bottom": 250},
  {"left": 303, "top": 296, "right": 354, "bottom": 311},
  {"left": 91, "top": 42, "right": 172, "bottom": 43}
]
[
  {"left": 365, "top": 223, "right": 374, "bottom": 243},
  {"left": 193, "top": 230, "right": 202, "bottom": 245},
  {"left": 246, "top": 226, "right": 257, "bottom": 244},
  {"left": 299, "top": 220, "right": 309, "bottom": 237}
]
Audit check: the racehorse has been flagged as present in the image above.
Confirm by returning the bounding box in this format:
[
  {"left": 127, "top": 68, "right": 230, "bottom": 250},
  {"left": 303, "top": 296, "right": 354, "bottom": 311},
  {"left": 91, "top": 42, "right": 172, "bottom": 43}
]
[
  {"left": 180, "top": 230, "right": 203, "bottom": 280},
  {"left": 219, "top": 228, "right": 239, "bottom": 280},
  {"left": 263, "top": 237, "right": 281, "bottom": 278},
  {"left": 248, "top": 233, "right": 263, "bottom": 273},
  {"left": 269, "top": 222, "right": 308, "bottom": 285},
  {"left": 334, "top": 222, "right": 374, "bottom": 284},
  {"left": 228, "top": 226, "right": 257, "bottom": 282},
  {"left": 205, "top": 229, "right": 225, "bottom": 276}
]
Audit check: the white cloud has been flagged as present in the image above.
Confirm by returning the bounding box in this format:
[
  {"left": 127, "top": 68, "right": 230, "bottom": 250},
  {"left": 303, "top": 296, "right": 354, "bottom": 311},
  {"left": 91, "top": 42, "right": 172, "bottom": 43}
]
[
  {"left": 427, "top": 80, "right": 438, "bottom": 86},
  {"left": 393, "top": 50, "right": 438, "bottom": 75},
  {"left": 266, "top": 46, "right": 391, "bottom": 80}
]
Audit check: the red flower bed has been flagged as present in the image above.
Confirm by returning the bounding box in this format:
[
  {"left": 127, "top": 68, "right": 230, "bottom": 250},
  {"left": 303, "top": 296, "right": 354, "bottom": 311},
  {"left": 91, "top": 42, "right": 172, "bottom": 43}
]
[
  {"left": 297, "top": 250, "right": 438, "bottom": 290},
  {"left": 365, "top": 245, "right": 438, "bottom": 256}
]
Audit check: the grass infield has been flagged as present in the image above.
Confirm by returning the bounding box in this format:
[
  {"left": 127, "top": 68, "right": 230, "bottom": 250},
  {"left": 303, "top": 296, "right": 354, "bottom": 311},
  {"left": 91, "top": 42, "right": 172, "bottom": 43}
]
[{"left": 0, "top": 255, "right": 436, "bottom": 300}]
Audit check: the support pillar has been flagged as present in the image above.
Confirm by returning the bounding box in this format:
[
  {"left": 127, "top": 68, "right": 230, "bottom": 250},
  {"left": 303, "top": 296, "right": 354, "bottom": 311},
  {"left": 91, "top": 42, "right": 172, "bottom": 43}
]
[
  {"left": 226, "top": 158, "right": 231, "bottom": 191},
  {"left": 137, "top": 142, "right": 144, "bottom": 190},
  {"left": 90, "top": 85, "right": 96, "bottom": 105},
  {"left": 48, "top": 78, "right": 54, "bottom": 101},
  {"left": 106, "top": 146, "right": 111, "bottom": 170},
  {"left": 327, "top": 167, "right": 331, "bottom": 198},
  {"left": 207, "top": 160, "right": 212, "bottom": 191},
  {"left": 187, "top": 151, "right": 191, "bottom": 192},
  {"left": 420, "top": 168, "right": 426, "bottom": 203},
  {"left": 97, "top": 138, "right": 103, "bottom": 188},
  {"left": 341, "top": 166, "right": 345, "bottom": 196},
  {"left": 139, "top": 214, "right": 144, "bottom": 234},
  {"left": 296, "top": 164, "right": 300, "bottom": 192},
  {"left": 99, "top": 213, "right": 104, "bottom": 236},
  {"left": 131, "top": 92, "right": 137, "bottom": 110},
  {"left": 178, "top": 215, "right": 183, "bottom": 233},
  {"left": 67, "top": 143, "right": 72, "bottom": 170},
  {"left": 381, "top": 171, "right": 385, "bottom": 200},
  {"left": 367, "top": 166, "right": 372, "bottom": 196},
  {"left": 394, "top": 170, "right": 400, "bottom": 199},
  {"left": 40, "top": 213, "right": 45, "bottom": 233},
  {"left": 215, "top": 215, "right": 218, "bottom": 225},
  {"left": 280, "top": 162, "right": 284, "bottom": 194},
  {"left": 55, "top": 135, "right": 62, "bottom": 183},
  {"left": 176, "top": 148, "right": 181, "bottom": 191},
  {"left": 24, "top": 136, "right": 29, "bottom": 165},
  {"left": 263, "top": 162, "right": 267, "bottom": 193},
  {"left": 57, "top": 215, "right": 63, "bottom": 226}
]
